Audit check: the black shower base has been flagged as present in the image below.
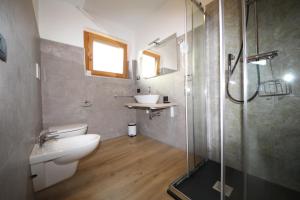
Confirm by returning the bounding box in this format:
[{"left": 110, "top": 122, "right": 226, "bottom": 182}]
[{"left": 168, "top": 160, "right": 300, "bottom": 200}]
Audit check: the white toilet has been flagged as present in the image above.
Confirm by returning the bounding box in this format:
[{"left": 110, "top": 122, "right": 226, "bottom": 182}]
[{"left": 30, "top": 124, "right": 100, "bottom": 192}]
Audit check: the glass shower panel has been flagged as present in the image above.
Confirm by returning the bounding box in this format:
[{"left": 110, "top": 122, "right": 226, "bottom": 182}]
[
  {"left": 185, "top": 0, "right": 195, "bottom": 173},
  {"left": 185, "top": 0, "right": 208, "bottom": 173},
  {"left": 167, "top": 1, "right": 209, "bottom": 199},
  {"left": 222, "top": 0, "right": 245, "bottom": 198},
  {"left": 244, "top": 0, "right": 300, "bottom": 199}
]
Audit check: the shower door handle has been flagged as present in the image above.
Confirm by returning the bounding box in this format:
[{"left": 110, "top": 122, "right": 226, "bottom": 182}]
[{"left": 185, "top": 74, "right": 193, "bottom": 81}]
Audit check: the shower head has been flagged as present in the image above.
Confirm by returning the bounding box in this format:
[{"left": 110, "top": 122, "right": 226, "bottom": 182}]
[{"left": 241, "top": 50, "right": 279, "bottom": 65}]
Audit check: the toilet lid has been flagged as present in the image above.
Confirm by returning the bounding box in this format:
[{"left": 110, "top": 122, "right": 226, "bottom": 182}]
[{"left": 48, "top": 123, "right": 87, "bottom": 134}]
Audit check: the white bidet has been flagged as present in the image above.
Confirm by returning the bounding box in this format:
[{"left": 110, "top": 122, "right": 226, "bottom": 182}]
[{"left": 30, "top": 134, "right": 100, "bottom": 191}]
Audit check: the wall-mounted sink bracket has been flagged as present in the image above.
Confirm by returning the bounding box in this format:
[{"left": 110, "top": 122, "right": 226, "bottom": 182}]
[
  {"left": 146, "top": 109, "right": 162, "bottom": 120},
  {"left": 125, "top": 103, "right": 177, "bottom": 120}
]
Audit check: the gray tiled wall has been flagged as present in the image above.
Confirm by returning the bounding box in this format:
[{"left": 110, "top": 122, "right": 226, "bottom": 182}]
[
  {"left": 40, "top": 39, "right": 136, "bottom": 140},
  {"left": 0, "top": 0, "right": 42, "bottom": 199}
]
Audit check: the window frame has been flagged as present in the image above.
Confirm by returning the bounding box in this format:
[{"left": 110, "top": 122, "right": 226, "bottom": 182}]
[
  {"left": 84, "top": 31, "right": 128, "bottom": 78},
  {"left": 142, "top": 50, "right": 161, "bottom": 77}
]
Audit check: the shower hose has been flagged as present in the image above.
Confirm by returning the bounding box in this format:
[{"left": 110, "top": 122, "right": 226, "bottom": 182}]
[{"left": 226, "top": 3, "right": 261, "bottom": 104}]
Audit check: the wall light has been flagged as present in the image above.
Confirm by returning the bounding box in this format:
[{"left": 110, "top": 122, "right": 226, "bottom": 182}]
[{"left": 283, "top": 73, "right": 295, "bottom": 82}]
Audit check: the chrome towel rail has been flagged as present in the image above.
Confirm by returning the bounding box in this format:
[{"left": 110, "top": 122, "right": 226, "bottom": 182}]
[{"left": 114, "top": 95, "right": 134, "bottom": 98}]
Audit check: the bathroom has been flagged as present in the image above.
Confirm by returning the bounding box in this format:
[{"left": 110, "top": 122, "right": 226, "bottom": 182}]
[{"left": 0, "top": 0, "right": 299, "bottom": 199}]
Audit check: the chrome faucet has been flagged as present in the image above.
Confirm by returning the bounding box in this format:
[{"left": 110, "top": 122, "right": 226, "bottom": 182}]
[
  {"left": 148, "top": 86, "right": 151, "bottom": 94},
  {"left": 38, "top": 130, "right": 59, "bottom": 147}
]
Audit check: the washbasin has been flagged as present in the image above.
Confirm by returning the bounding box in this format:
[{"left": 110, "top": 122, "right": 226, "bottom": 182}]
[{"left": 134, "top": 95, "right": 160, "bottom": 104}]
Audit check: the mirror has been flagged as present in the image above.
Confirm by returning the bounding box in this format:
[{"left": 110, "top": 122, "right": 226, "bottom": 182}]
[{"left": 139, "top": 34, "right": 178, "bottom": 78}]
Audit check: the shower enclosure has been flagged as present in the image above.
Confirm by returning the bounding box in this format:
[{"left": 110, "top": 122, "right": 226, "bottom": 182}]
[{"left": 168, "top": 0, "right": 300, "bottom": 199}]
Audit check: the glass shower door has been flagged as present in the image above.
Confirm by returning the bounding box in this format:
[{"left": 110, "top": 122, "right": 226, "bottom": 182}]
[
  {"left": 223, "top": 0, "right": 300, "bottom": 199},
  {"left": 243, "top": 0, "right": 300, "bottom": 199},
  {"left": 185, "top": 0, "right": 208, "bottom": 174},
  {"left": 167, "top": 1, "right": 210, "bottom": 199}
]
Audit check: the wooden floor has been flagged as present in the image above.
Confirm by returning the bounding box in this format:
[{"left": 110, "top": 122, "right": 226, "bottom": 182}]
[{"left": 35, "top": 135, "right": 186, "bottom": 200}]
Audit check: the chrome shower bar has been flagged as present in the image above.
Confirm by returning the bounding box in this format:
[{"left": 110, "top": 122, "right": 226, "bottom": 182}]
[{"left": 246, "top": 50, "right": 279, "bottom": 63}]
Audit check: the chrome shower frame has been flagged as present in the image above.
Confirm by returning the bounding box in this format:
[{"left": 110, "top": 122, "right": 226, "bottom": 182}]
[
  {"left": 218, "top": 0, "right": 225, "bottom": 199},
  {"left": 241, "top": 0, "right": 249, "bottom": 199}
]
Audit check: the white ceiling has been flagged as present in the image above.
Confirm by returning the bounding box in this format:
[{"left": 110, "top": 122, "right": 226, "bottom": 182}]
[
  {"left": 81, "top": 0, "right": 169, "bottom": 30},
  {"left": 60, "top": 0, "right": 215, "bottom": 31}
]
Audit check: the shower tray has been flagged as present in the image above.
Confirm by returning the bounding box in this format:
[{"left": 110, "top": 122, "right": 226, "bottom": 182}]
[{"left": 167, "top": 160, "right": 300, "bottom": 200}]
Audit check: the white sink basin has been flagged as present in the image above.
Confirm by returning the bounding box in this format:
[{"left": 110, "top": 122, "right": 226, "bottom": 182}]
[
  {"left": 134, "top": 95, "right": 160, "bottom": 104},
  {"left": 30, "top": 134, "right": 100, "bottom": 165}
]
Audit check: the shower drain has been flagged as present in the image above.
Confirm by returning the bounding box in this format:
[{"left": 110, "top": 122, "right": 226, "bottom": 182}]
[{"left": 212, "top": 181, "right": 234, "bottom": 197}]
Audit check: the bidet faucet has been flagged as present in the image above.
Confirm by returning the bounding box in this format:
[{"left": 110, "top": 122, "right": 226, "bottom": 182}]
[{"left": 38, "top": 130, "right": 59, "bottom": 147}]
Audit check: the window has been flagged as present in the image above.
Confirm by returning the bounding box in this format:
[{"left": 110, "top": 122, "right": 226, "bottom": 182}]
[
  {"left": 141, "top": 50, "right": 160, "bottom": 78},
  {"left": 84, "top": 31, "right": 128, "bottom": 78}
]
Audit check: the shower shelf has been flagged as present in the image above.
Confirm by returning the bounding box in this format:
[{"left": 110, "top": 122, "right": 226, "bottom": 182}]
[{"left": 258, "top": 79, "right": 292, "bottom": 97}]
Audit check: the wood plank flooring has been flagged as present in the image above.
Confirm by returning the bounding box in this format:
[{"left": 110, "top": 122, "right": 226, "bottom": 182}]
[{"left": 35, "top": 135, "right": 186, "bottom": 200}]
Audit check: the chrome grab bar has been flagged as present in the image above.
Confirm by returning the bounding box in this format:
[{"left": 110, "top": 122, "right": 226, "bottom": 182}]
[{"left": 114, "top": 95, "right": 134, "bottom": 98}]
